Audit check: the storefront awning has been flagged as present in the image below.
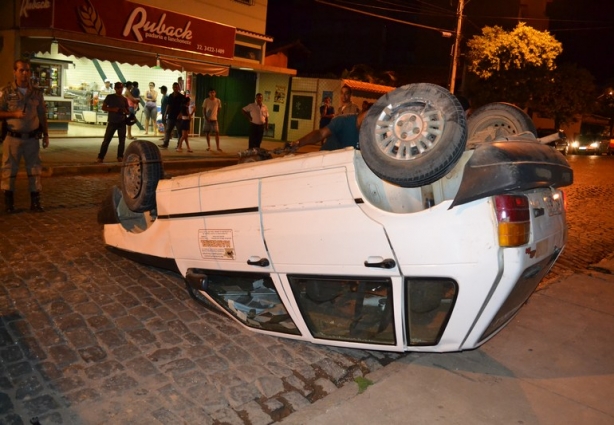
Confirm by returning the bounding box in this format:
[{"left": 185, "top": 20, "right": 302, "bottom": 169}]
[
  {"left": 158, "top": 56, "right": 229, "bottom": 77},
  {"left": 21, "top": 37, "right": 55, "bottom": 57},
  {"left": 57, "top": 40, "right": 157, "bottom": 68},
  {"left": 25, "top": 38, "right": 229, "bottom": 76},
  {"left": 19, "top": 30, "right": 295, "bottom": 76}
]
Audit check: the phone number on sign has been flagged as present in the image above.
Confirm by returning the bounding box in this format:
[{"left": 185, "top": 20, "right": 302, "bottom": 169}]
[{"left": 196, "top": 44, "right": 226, "bottom": 54}]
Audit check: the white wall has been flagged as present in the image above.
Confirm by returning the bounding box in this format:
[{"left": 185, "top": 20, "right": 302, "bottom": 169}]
[{"left": 257, "top": 72, "right": 290, "bottom": 140}]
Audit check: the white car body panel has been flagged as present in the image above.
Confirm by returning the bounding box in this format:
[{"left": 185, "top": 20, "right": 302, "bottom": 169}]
[{"left": 102, "top": 147, "right": 569, "bottom": 353}]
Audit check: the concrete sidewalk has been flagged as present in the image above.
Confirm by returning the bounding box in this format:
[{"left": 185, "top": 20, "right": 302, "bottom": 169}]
[
  {"left": 39, "top": 134, "right": 296, "bottom": 176},
  {"left": 282, "top": 260, "right": 614, "bottom": 424}
]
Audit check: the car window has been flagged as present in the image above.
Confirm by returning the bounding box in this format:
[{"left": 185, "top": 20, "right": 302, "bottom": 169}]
[
  {"left": 405, "top": 278, "right": 457, "bottom": 345},
  {"left": 289, "top": 276, "right": 395, "bottom": 345},
  {"left": 202, "top": 271, "right": 300, "bottom": 335}
]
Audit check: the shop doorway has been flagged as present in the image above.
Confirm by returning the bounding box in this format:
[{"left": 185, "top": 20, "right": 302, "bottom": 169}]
[{"left": 194, "top": 69, "right": 256, "bottom": 137}]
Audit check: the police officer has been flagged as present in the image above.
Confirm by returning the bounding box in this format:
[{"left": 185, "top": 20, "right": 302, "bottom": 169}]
[{"left": 0, "top": 59, "right": 49, "bottom": 213}]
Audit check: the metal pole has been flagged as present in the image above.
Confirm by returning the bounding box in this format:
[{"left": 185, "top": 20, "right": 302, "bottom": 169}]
[{"left": 449, "top": 0, "right": 464, "bottom": 94}]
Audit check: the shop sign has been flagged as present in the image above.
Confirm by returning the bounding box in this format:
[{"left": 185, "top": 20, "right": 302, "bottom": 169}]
[
  {"left": 19, "top": 0, "right": 53, "bottom": 28},
  {"left": 20, "top": 0, "right": 236, "bottom": 60}
]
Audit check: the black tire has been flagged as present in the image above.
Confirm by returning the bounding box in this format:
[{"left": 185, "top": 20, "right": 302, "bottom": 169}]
[
  {"left": 121, "top": 140, "right": 163, "bottom": 213},
  {"left": 467, "top": 102, "right": 537, "bottom": 143},
  {"left": 360, "top": 83, "right": 467, "bottom": 188}
]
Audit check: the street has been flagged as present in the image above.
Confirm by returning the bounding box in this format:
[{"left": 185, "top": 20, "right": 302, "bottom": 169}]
[
  {"left": 1, "top": 154, "right": 614, "bottom": 424},
  {"left": 546, "top": 155, "right": 614, "bottom": 280}
]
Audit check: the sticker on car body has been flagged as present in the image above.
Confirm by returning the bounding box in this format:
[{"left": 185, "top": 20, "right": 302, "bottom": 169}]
[{"left": 199, "top": 229, "right": 236, "bottom": 260}]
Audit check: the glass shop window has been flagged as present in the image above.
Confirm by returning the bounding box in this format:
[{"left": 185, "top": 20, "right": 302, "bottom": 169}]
[
  {"left": 234, "top": 44, "right": 261, "bottom": 62},
  {"left": 289, "top": 276, "right": 395, "bottom": 345}
]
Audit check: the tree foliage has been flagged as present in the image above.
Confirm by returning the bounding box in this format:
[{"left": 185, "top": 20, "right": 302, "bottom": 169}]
[
  {"left": 465, "top": 23, "right": 563, "bottom": 108},
  {"left": 533, "top": 64, "right": 596, "bottom": 129},
  {"left": 595, "top": 86, "right": 614, "bottom": 136},
  {"left": 342, "top": 64, "right": 398, "bottom": 87},
  {"left": 467, "top": 22, "right": 562, "bottom": 79}
]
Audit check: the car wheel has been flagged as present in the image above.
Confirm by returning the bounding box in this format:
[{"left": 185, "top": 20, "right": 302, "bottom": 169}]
[
  {"left": 121, "top": 140, "right": 163, "bottom": 213},
  {"left": 467, "top": 102, "right": 537, "bottom": 144},
  {"left": 359, "top": 83, "right": 467, "bottom": 188}
]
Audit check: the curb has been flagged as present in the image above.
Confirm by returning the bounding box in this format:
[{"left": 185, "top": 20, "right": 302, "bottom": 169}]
[{"left": 38, "top": 158, "right": 240, "bottom": 177}]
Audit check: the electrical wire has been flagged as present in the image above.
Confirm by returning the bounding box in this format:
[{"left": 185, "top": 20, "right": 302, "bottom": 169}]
[
  {"left": 315, "top": 0, "right": 455, "bottom": 34},
  {"left": 327, "top": 0, "right": 455, "bottom": 18},
  {"left": 316, "top": 0, "right": 613, "bottom": 34}
]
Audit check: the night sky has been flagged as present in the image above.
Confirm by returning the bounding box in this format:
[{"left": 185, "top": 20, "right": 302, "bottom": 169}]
[{"left": 266, "top": 0, "right": 614, "bottom": 86}]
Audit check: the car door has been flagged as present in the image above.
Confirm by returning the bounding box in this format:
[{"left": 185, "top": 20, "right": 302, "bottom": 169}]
[
  {"left": 169, "top": 176, "right": 270, "bottom": 273},
  {"left": 260, "top": 166, "right": 398, "bottom": 275},
  {"left": 260, "top": 165, "right": 404, "bottom": 349}
]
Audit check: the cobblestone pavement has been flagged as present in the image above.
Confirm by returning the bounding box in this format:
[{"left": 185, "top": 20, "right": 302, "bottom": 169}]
[
  {"left": 539, "top": 155, "right": 614, "bottom": 286},
  {"left": 0, "top": 170, "right": 402, "bottom": 425},
  {"left": 2, "top": 155, "right": 614, "bottom": 424}
]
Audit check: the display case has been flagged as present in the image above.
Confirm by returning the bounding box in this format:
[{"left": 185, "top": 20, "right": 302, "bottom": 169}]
[
  {"left": 64, "top": 89, "right": 107, "bottom": 124},
  {"left": 46, "top": 100, "right": 72, "bottom": 121},
  {"left": 64, "top": 89, "right": 89, "bottom": 119}
]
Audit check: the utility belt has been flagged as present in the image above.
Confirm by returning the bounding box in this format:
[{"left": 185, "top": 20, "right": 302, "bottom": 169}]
[{"left": 7, "top": 129, "right": 42, "bottom": 139}]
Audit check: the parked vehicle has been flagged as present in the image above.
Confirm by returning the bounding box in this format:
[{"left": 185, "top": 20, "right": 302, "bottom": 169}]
[
  {"left": 569, "top": 136, "right": 609, "bottom": 155},
  {"left": 99, "top": 85, "right": 572, "bottom": 353},
  {"left": 537, "top": 129, "right": 568, "bottom": 155},
  {"left": 568, "top": 118, "right": 611, "bottom": 155}
]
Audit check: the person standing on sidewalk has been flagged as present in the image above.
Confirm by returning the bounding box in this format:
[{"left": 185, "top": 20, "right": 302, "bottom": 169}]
[
  {"left": 159, "top": 82, "right": 184, "bottom": 149},
  {"left": 0, "top": 59, "right": 50, "bottom": 213},
  {"left": 96, "top": 82, "right": 129, "bottom": 164},
  {"left": 124, "top": 81, "right": 139, "bottom": 140},
  {"left": 242, "top": 93, "right": 268, "bottom": 149},
  {"left": 337, "top": 85, "right": 360, "bottom": 116},
  {"left": 142, "top": 81, "right": 158, "bottom": 136},
  {"left": 176, "top": 96, "right": 194, "bottom": 153},
  {"left": 319, "top": 96, "right": 335, "bottom": 129},
  {"left": 202, "top": 88, "right": 222, "bottom": 151},
  {"left": 158, "top": 85, "right": 168, "bottom": 138}
]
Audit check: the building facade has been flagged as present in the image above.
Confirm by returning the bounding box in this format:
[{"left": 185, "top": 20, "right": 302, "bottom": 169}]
[{"left": 0, "top": 0, "right": 295, "bottom": 138}]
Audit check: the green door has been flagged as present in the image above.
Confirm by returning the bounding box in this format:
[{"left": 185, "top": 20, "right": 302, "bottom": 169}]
[{"left": 194, "top": 69, "right": 256, "bottom": 137}]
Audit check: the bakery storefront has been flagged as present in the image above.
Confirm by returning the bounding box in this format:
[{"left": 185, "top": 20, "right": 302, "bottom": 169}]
[{"left": 14, "top": 0, "right": 294, "bottom": 137}]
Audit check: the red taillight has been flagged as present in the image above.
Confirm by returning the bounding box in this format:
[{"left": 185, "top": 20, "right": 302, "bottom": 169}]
[{"left": 494, "top": 195, "right": 530, "bottom": 247}]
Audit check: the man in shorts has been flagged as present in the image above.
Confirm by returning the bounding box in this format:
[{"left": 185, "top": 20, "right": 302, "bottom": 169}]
[{"left": 202, "top": 88, "right": 222, "bottom": 151}]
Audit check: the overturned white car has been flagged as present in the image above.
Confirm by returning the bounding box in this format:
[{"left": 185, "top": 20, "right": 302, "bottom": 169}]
[{"left": 98, "top": 84, "right": 572, "bottom": 353}]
